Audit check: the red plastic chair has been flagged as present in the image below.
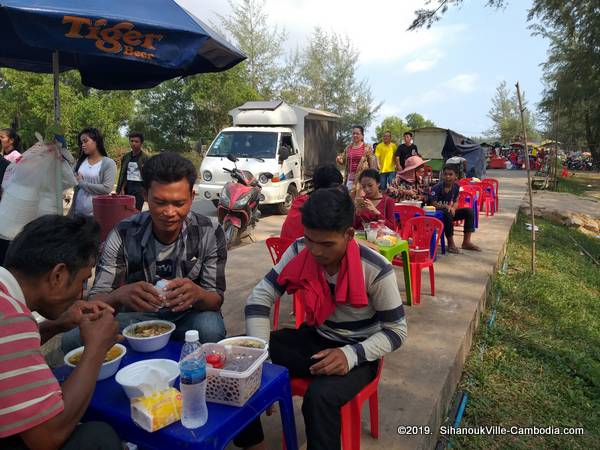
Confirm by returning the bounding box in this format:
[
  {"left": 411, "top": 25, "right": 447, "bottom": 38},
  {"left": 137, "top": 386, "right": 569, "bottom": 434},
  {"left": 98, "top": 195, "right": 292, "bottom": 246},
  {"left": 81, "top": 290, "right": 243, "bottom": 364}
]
[
  {"left": 265, "top": 237, "right": 294, "bottom": 330},
  {"left": 480, "top": 180, "right": 496, "bottom": 216},
  {"left": 481, "top": 178, "right": 499, "bottom": 212},
  {"left": 458, "top": 178, "right": 473, "bottom": 186},
  {"left": 393, "top": 204, "right": 425, "bottom": 233},
  {"left": 453, "top": 190, "right": 475, "bottom": 228},
  {"left": 399, "top": 216, "right": 443, "bottom": 304},
  {"left": 461, "top": 185, "right": 481, "bottom": 226},
  {"left": 283, "top": 360, "right": 384, "bottom": 450}
]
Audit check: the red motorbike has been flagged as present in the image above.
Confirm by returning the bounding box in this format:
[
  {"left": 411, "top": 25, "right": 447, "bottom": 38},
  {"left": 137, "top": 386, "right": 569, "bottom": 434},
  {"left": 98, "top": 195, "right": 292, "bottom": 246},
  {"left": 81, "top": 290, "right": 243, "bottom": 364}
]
[{"left": 218, "top": 155, "right": 272, "bottom": 248}]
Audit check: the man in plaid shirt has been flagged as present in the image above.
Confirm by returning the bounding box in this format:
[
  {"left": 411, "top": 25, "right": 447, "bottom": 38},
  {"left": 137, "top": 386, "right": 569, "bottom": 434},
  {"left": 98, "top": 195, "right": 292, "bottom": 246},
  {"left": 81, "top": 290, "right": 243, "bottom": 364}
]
[{"left": 63, "top": 153, "right": 227, "bottom": 352}]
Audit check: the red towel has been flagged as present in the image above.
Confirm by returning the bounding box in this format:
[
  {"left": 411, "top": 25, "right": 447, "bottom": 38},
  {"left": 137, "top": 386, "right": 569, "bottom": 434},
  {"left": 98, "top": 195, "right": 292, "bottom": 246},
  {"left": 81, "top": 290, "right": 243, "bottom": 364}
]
[{"left": 277, "top": 239, "right": 368, "bottom": 325}]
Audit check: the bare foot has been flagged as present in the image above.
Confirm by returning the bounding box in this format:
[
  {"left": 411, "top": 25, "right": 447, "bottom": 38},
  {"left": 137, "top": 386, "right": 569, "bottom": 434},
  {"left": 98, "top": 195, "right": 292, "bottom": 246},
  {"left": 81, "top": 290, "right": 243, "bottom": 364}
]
[{"left": 462, "top": 243, "right": 481, "bottom": 251}]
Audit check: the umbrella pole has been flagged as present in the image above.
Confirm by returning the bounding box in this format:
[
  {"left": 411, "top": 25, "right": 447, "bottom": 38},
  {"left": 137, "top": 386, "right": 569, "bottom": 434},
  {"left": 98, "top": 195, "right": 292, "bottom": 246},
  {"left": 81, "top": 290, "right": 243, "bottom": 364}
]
[{"left": 52, "top": 51, "right": 63, "bottom": 214}]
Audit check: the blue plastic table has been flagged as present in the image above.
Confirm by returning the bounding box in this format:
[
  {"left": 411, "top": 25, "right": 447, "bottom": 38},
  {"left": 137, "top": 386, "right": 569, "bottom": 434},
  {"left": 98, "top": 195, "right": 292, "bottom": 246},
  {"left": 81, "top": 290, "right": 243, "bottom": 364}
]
[{"left": 54, "top": 342, "right": 298, "bottom": 450}]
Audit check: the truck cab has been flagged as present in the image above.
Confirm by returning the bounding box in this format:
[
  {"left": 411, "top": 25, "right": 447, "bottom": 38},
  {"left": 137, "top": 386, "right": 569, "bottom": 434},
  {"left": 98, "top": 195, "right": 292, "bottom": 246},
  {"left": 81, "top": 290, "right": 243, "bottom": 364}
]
[{"left": 196, "top": 101, "right": 338, "bottom": 214}]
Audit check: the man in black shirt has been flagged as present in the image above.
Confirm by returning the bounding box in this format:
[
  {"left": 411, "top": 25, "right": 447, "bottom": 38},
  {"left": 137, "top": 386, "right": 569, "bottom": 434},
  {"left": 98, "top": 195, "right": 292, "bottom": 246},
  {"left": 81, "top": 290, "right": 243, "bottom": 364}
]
[
  {"left": 117, "top": 132, "right": 148, "bottom": 210},
  {"left": 395, "top": 131, "right": 419, "bottom": 170}
]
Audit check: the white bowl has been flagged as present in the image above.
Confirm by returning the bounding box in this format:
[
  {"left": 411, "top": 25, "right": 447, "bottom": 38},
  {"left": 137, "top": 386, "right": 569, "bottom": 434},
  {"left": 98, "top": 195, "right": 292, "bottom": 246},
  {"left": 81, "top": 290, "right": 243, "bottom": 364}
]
[
  {"left": 218, "top": 336, "right": 268, "bottom": 351},
  {"left": 115, "top": 359, "right": 180, "bottom": 399},
  {"left": 64, "top": 344, "right": 127, "bottom": 381},
  {"left": 122, "top": 320, "right": 175, "bottom": 352}
]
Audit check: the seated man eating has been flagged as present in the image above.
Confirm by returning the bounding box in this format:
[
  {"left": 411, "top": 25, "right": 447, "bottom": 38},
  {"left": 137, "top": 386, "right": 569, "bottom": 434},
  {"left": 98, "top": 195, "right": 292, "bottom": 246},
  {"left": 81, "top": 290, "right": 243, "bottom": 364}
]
[
  {"left": 62, "top": 152, "right": 227, "bottom": 352},
  {"left": 1, "top": 215, "right": 121, "bottom": 450},
  {"left": 237, "top": 188, "right": 407, "bottom": 450}
]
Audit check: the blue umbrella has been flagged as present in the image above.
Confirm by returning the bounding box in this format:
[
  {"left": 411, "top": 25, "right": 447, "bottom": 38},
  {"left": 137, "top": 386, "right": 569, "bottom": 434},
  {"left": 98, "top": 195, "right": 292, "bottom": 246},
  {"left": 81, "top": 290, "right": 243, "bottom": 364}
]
[
  {"left": 0, "top": 0, "right": 245, "bottom": 213},
  {"left": 0, "top": 0, "right": 246, "bottom": 121}
]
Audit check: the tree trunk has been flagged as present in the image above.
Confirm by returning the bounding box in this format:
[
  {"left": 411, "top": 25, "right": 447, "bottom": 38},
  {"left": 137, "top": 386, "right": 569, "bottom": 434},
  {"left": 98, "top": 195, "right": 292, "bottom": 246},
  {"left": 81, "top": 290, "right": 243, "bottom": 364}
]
[{"left": 584, "top": 109, "right": 600, "bottom": 167}]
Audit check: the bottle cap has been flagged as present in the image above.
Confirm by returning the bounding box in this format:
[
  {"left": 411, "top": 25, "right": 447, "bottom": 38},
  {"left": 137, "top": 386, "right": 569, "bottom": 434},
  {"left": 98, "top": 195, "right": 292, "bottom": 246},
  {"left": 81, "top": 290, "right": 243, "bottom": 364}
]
[{"left": 185, "top": 330, "right": 199, "bottom": 343}]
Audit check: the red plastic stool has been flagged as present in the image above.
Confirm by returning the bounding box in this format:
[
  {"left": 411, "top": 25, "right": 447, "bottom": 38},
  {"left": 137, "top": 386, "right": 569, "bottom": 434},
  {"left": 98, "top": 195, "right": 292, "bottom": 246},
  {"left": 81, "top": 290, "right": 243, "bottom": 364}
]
[{"left": 283, "top": 360, "right": 384, "bottom": 450}]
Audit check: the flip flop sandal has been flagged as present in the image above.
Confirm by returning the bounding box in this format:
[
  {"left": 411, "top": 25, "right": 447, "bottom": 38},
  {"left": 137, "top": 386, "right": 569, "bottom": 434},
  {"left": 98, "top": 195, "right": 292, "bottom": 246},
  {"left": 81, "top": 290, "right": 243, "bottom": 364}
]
[
  {"left": 448, "top": 247, "right": 462, "bottom": 254},
  {"left": 462, "top": 244, "right": 482, "bottom": 251}
]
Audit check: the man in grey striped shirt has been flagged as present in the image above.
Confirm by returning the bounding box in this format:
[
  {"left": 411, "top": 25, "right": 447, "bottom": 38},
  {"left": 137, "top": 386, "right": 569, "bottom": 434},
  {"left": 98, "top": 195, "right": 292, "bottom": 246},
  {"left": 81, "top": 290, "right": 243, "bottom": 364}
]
[
  {"left": 62, "top": 153, "right": 227, "bottom": 352},
  {"left": 236, "top": 188, "right": 407, "bottom": 450}
]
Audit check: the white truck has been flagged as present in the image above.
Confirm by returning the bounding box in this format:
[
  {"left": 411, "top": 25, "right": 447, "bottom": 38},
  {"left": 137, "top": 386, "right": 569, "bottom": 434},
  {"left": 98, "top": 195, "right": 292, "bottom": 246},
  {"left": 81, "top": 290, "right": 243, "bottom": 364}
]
[{"left": 196, "top": 100, "right": 339, "bottom": 214}]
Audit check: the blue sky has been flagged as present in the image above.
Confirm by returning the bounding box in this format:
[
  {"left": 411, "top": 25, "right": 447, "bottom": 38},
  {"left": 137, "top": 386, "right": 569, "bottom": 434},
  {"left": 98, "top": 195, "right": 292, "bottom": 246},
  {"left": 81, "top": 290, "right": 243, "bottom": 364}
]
[{"left": 180, "top": 0, "right": 549, "bottom": 139}]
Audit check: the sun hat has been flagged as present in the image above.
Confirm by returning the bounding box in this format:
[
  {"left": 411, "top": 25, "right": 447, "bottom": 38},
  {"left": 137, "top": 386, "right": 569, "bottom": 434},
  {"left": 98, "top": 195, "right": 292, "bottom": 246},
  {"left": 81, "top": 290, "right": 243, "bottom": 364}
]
[{"left": 398, "top": 155, "right": 430, "bottom": 174}]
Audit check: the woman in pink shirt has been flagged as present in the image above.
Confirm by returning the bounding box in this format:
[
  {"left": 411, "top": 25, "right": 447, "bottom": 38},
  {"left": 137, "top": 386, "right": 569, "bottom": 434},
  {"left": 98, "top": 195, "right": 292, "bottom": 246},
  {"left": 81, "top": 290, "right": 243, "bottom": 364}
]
[
  {"left": 336, "top": 125, "right": 375, "bottom": 190},
  {"left": 353, "top": 169, "right": 397, "bottom": 230}
]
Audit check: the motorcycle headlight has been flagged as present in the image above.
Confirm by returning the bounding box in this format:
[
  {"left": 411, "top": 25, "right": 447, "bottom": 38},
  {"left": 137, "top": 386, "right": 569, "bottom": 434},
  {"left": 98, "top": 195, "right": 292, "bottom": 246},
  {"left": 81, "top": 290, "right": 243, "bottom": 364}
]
[
  {"left": 203, "top": 170, "right": 212, "bottom": 182},
  {"left": 258, "top": 173, "right": 270, "bottom": 185},
  {"left": 233, "top": 190, "right": 253, "bottom": 209},
  {"left": 219, "top": 189, "right": 230, "bottom": 206}
]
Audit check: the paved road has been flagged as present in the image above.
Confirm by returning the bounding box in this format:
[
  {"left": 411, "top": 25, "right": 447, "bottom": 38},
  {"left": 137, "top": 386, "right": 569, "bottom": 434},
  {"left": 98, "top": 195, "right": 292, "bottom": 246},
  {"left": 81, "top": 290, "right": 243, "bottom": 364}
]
[{"left": 191, "top": 199, "right": 286, "bottom": 247}]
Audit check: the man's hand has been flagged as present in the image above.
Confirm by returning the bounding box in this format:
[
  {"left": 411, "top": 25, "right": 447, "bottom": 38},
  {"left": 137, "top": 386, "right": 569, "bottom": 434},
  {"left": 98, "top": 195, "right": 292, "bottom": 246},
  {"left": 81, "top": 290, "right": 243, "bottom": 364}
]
[
  {"left": 309, "top": 348, "right": 349, "bottom": 376},
  {"left": 79, "top": 310, "right": 119, "bottom": 353},
  {"left": 57, "top": 300, "right": 115, "bottom": 331},
  {"left": 113, "top": 281, "right": 163, "bottom": 312},
  {"left": 164, "top": 278, "right": 202, "bottom": 312}
]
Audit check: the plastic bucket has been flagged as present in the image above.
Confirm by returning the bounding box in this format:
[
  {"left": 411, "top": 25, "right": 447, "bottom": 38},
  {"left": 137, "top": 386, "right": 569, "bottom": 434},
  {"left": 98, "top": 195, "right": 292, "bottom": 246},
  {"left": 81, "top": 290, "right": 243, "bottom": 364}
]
[{"left": 92, "top": 195, "right": 137, "bottom": 242}]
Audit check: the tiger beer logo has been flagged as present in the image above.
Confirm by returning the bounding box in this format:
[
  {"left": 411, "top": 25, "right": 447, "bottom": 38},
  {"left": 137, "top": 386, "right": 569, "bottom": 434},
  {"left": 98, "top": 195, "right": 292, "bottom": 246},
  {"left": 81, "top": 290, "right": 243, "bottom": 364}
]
[{"left": 63, "top": 15, "right": 163, "bottom": 60}]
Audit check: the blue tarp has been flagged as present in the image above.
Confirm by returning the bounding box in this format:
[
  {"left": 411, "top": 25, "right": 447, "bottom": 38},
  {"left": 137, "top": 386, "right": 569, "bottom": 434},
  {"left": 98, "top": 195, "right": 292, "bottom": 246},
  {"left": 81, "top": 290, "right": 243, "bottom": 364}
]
[
  {"left": 442, "top": 130, "right": 486, "bottom": 178},
  {"left": 0, "top": 0, "right": 245, "bottom": 89}
]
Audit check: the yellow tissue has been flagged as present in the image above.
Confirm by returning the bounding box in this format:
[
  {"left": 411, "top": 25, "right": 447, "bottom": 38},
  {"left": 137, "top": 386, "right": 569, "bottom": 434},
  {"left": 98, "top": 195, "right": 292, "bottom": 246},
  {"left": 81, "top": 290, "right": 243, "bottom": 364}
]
[{"left": 131, "top": 388, "right": 182, "bottom": 432}]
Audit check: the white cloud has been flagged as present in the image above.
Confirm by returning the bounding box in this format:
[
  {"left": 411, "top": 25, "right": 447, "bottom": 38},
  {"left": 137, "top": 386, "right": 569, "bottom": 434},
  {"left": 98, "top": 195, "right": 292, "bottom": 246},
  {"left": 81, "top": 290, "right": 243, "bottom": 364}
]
[
  {"left": 444, "top": 73, "right": 480, "bottom": 93},
  {"left": 404, "top": 50, "right": 442, "bottom": 73},
  {"left": 178, "top": 1, "right": 466, "bottom": 65}
]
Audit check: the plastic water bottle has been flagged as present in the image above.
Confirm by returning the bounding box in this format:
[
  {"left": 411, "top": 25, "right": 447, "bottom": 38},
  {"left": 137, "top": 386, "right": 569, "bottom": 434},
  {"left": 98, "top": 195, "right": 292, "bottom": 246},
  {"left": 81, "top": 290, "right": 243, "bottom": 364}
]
[{"left": 179, "top": 330, "right": 208, "bottom": 428}]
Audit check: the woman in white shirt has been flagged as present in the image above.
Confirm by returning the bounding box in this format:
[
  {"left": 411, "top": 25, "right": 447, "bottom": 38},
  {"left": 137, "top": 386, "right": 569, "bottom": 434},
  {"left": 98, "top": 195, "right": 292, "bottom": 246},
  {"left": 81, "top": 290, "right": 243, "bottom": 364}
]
[{"left": 69, "top": 128, "right": 117, "bottom": 217}]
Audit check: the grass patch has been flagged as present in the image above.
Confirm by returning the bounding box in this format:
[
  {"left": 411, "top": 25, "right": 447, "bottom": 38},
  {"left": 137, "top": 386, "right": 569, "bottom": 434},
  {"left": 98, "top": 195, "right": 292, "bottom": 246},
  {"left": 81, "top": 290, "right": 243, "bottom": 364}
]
[
  {"left": 556, "top": 172, "right": 600, "bottom": 196},
  {"left": 451, "top": 212, "right": 600, "bottom": 450}
]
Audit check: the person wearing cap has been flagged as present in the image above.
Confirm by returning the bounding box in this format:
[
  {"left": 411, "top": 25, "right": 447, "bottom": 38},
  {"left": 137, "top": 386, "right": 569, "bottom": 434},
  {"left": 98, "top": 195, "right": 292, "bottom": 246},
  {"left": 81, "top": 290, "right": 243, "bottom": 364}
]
[
  {"left": 395, "top": 131, "right": 419, "bottom": 170},
  {"left": 429, "top": 164, "right": 481, "bottom": 253},
  {"left": 445, "top": 154, "right": 468, "bottom": 178},
  {"left": 387, "top": 155, "right": 429, "bottom": 203}
]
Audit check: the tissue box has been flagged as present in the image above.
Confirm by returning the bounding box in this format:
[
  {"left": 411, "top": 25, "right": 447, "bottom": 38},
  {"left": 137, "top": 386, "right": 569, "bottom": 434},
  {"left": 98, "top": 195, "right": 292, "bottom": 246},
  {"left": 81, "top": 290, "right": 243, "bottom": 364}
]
[{"left": 131, "top": 387, "right": 182, "bottom": 432}]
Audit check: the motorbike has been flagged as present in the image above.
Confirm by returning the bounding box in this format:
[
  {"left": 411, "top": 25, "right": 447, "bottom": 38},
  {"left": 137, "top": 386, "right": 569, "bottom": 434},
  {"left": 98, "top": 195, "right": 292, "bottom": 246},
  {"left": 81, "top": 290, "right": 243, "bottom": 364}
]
[{"left": 218, "top": 154, "right": 272, "bottom": 249}]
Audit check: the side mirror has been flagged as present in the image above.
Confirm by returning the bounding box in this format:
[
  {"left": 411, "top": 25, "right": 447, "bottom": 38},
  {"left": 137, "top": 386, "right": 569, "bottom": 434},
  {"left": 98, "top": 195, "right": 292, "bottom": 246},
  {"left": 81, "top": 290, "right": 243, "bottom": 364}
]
[
  {"left": 227, "top": 154, "right": 238, "bottom": 163},
  {"left": 279, "top": 146, "right": 290, "bottom": 163}
]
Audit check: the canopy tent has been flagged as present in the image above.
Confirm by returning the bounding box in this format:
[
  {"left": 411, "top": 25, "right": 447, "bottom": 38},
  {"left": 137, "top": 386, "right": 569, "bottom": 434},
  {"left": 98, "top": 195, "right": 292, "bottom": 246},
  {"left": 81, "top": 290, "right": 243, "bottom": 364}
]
[{"left": 412, "top": 127, "right": 486, "bottom": 178}]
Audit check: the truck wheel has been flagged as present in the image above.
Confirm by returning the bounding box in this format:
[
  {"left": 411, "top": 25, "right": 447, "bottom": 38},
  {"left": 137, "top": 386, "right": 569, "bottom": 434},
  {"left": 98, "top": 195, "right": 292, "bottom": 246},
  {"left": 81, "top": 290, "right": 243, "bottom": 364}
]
[
  {"left": 211, "top": 200, "right": 219, "bottom": 209},
  {"left": 223, "top": 222, "right": 240, "bottom": 249},
  {"left": 277, "top": 184, "right": 298, "bottom": 215}
]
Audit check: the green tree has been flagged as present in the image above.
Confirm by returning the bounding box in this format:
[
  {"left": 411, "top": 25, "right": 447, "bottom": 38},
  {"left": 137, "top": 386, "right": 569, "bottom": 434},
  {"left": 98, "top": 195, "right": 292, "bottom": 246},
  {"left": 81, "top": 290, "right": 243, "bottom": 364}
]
[
  {"left": 281, "top": 28, "right": 380, "bottom": 148},
  {"left": 486, "top": 81, "right": 538, "bottom": 143},
  {"left": 373, "top": 116, "right": 410, "bottom": 142},
  {"left": 405, "top": 112, "right": 436, "bottom": 130},
  {"left": 129, "top": 79, "right": 195, "bottom": 151},
  {"left": 217, "top": 0, "right": 287, "bottom": 98},
  {"left": 0, "top": 69, "right": 133, "bottom": 158}
]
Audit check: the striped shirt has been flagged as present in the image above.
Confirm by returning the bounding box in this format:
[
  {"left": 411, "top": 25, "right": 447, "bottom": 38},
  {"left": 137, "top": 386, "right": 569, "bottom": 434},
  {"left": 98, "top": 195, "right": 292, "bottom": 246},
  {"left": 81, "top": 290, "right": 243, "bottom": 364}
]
[
  {"left": 346, "top": 144, "right": 366, "bottom": 180},
  {"left": 0, "top": 267, "right": 64, "bottom": 438},
  {"left": 245, "top": 240, "right": 407, "bottom": 369},
  {"left": 90, "top": 211, "right": 227, "bottom": 301}
]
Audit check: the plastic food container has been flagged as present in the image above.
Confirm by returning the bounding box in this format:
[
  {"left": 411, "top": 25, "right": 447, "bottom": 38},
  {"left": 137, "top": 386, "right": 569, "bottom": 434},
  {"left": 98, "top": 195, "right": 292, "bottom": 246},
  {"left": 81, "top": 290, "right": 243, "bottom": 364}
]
[
  {"left": 115, "top": 359, "right": 180, "bottom": 399},
  {"left": 122, "top": 320, "right": 175, "bottom": 353},
  {"left": 64, "top": 343, "right": 127, "bottom": 381},
  {"left": 202, "top": 343, "right": 269, "bottom": 407},
  {"left": 217, "top": 336, "right": 268, "bottom": 351}
]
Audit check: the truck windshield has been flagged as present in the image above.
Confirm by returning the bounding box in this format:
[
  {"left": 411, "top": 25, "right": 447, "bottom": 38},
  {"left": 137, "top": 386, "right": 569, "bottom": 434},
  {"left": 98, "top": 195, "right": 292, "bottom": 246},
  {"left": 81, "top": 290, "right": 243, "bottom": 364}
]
[{"left": 207, "top": 131, "right": 278, "bottom": 159}]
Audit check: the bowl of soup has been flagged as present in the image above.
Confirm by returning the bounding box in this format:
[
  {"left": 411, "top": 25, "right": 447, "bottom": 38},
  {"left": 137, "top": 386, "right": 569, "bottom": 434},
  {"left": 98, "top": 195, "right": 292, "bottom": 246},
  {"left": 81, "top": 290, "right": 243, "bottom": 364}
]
[
  {"left": 122, "top": 320, "right": 175, "bottom": 352},
  {"left": 64, "top": 343, "right": 127, "bottom": 380}
]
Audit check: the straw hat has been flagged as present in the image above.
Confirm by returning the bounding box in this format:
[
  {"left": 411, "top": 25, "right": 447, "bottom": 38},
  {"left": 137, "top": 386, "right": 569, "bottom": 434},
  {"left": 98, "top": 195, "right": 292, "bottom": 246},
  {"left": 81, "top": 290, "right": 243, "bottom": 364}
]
[{"left": 398, "top": 155, "right": 430, "bottom": 174}]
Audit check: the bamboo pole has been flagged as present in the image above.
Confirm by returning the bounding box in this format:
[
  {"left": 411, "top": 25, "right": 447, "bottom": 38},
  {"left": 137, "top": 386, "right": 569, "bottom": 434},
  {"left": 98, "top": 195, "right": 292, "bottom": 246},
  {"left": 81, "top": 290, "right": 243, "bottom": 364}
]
[
  {"left": 516, "top": 82, "right": 536, "bottom": 274},
  {"left": 552, "top": 98, "right": 560, "bottom": 190}
]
